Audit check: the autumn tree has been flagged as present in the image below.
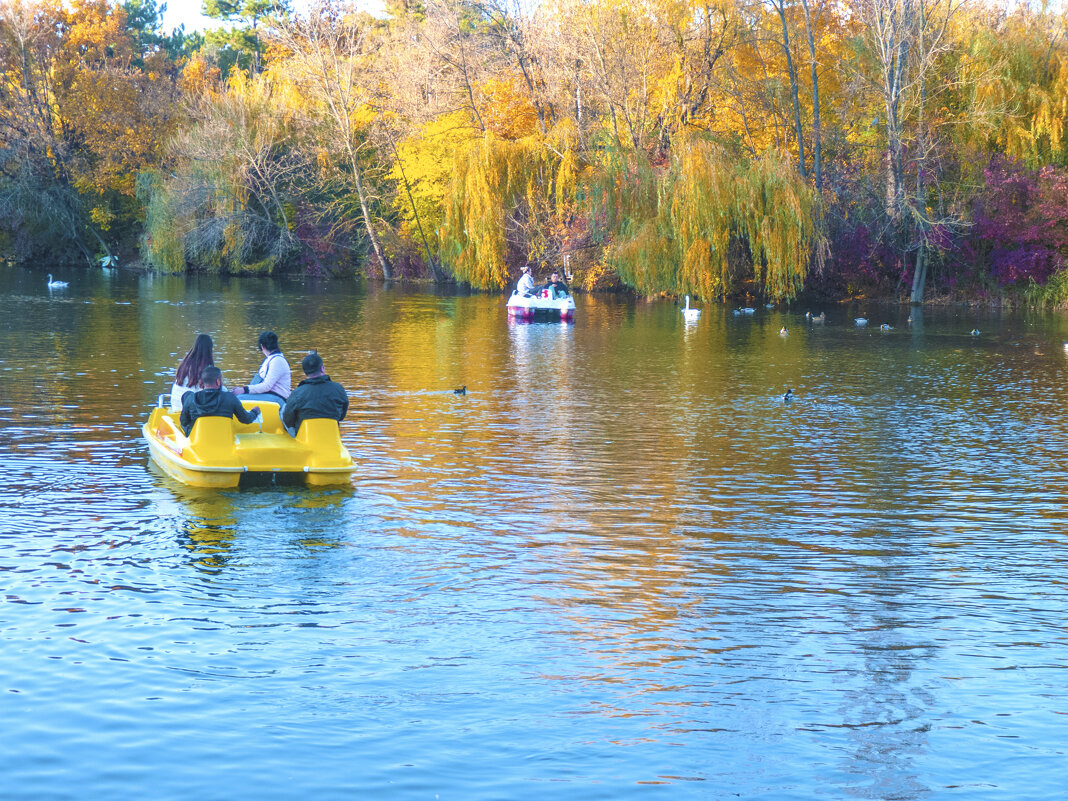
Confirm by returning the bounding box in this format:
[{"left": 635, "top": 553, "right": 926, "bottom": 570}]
[
  {"left": 0, "top": 0, "right": 180, "bottom": 263},
  {"left": 203, "top": 0, "right": 289, "bottom": 73},
  {"left": 595, "top": 136, "right": 815, "bottom": 300},
  {"left": 855, "top": 0, "right": 962, "bottom": 303},
  {"left": 141, "top": 68, "right": 308, "bottom": 273},
  {"left": 439, "top": 124, "right": 580, "bottom": 287},
  {"left": 266, "top": 1, "right": 395, "bottom": 278}
]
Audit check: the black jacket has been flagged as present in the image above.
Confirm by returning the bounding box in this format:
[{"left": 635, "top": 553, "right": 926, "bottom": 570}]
[
  {"left": 180, "top": 387, "right": 259, "bottom": 436},
  {"left": 282, "top": 374, "right": 349, "bottom": 431},
  {"left": 541, "top": 279, "right": 570, "bottom": 298}
]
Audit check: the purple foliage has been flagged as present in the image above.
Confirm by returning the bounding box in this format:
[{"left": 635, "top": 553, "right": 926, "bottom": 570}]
[
  {"left": 971, "top": 157, "right": 1068, "bottom": 286},
  {"left": 820, "top": 218, "right": 901, "bottom": 293}
]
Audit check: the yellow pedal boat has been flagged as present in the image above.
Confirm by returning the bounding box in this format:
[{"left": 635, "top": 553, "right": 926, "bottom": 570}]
[{"left": 142, "top": 401, "right": 354, "bottom": 489}]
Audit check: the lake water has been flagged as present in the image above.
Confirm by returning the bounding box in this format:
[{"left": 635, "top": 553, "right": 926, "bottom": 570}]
[{"left": 3, "top": 266, "right": 1068, "bottom": 800}]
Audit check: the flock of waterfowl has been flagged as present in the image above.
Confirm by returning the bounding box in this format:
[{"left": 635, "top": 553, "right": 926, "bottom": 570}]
[
  {"left": 675, "top": 300, "right": 988, "bottom": 406},
  {"left": 677, "top": 301, "right": 983, "bottom": 338}
]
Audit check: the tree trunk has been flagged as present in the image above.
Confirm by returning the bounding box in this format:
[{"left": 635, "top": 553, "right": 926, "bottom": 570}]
[
  {"left": 910, "top": 241, "right": 926, "bottom": 304},
  {"left": 800, "top": 0, "right": 822, "bottom": 191},
  {"left": 391, "top": 139, "right": 446, "bottom": 282},
  {"left": 910, "top": 0, "right": 928, "bottom": 303},
  {"left": 347, "top": 145, "right": 392, "bottom": 280},
  {"left": 773, "top": 0, "right": 807, "bottom": 177}
]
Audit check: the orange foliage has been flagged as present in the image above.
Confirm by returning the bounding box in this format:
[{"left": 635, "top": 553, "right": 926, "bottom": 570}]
[{"left": 479, "top": 76, "right": 540, "bottom": 140}]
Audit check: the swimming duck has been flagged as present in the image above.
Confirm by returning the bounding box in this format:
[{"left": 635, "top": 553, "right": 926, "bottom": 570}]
[
  {"left": 810, "top": 312, "right": 825, "bottom": 324},
  {"left": 880, "top": 323, "right": 893, "bottom": 331},
  {"left": 454, "top": 385, "right": 467, "bottom": 395},
  {"left": 779, "top": 326, "right": 788, "bottom": 336},
  {"left": 970, "top": 329, "right": 980, "bottom": 336},
  {"left": 855, "top": 317, "right": 867, "bottom": 326},
  {"left": 46, "top": 274, "right": 68, "bottom": 288},
  {"left": 783, "top": 388, "right": 793, "bottom": 402}
]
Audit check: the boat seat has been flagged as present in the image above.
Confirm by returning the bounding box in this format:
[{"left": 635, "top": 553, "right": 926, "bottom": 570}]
[
  {"left": 187, "top": 416, "right": 238, "bottom": 465},
  {"left": 296, "top": 418, "right": 346, "bottom": 467},
  {"left": 234, "top": 401, "right": 284, "bottom": 434},
  {"left": 296, "top": 418, "right": 340, "bottom": 444}
]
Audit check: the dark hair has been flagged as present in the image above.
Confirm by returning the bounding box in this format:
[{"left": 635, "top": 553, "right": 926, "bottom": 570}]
[
  {"left": 200, "top": 366, "right": 222, "bottom": 387},
  {"left": 175, "top": 334, "right": 214, "bottom": 388},
  {"left": 258, "top": 331, "right": 279, "bottom": 352},
  {"left": 301, "top": 350, "right": 323, "bottom": 375}
]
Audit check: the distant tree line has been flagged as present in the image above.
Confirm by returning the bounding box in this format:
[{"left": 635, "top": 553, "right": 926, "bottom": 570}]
[{"left": 1, "top": 0, "right": 1066, "bottom": 304}]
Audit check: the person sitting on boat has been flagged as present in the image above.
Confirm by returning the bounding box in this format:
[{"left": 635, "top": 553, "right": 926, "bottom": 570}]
[
  {"left": 541, "top": 271, "right": 570, "bottom": 299},
  {"left": 180, "top": 366, "right": 260, "bottom": 436},
  {"left": 282, "top": 351, "right": 349, "bottom": 437},
  {"left": 232, "top": 330, "right": 291, "bottom": 406},
  {"left": 516, "top": 264, "right": 536, "bottom": 296},
  {"left": 170, "top": 333, "right": 217, "bottom": 412}
]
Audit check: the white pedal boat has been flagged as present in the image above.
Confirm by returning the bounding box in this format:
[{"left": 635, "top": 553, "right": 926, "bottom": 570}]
[{"left": 507, "top": 288, "right": 575, "bottom": 321}]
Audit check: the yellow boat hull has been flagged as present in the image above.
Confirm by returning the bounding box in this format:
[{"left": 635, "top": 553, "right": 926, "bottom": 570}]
[{"left": 143, "top": 403, "right": 354, "bottom": 489}]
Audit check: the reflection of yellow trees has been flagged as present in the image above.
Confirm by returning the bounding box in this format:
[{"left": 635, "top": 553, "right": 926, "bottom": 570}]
[{"left": 182, "top": 518, "right": 237, "bottom": 572}]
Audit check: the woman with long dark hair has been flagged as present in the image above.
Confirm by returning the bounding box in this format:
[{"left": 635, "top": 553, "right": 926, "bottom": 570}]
[{"left": 170, "top": 334, "right": 216, "bottom": 412}]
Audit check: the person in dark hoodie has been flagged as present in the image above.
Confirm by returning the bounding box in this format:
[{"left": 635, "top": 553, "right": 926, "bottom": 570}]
[
  {"left": 180, "top": 366, "right": 261, "bottom": 436},
  {"left": 282, "top": 351, "right": 349, "bottom": 437}
]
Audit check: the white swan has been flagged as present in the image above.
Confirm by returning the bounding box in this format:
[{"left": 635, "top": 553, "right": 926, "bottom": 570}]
[
  {"left": 855, "top": 317, "right": 867, "bottom": 326},
  {"left": 46, "top": 274, "right": 68, "bottom": 288},
  {"left": 681, "top": 295, "right": 701, "bottom": 322}
]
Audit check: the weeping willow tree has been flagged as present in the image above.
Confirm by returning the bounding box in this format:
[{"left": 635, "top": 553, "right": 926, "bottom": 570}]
[
  {"left": 959, "top": 4, "right": 1068, "bottom": 169},
  {"left": 594, "top": 137, "right": 817, "bottom": 301},
  {"left": 139, "top": 71, "right": 305, "bottom": 274},
  {"left": 439, "top": 125, "right": 580, "bottom": 288}
]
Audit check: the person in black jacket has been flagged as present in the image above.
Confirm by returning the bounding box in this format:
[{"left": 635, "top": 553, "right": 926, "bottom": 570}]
[
  {"left": 541, "top": 271, "right": 570, "bottom": 299},
  {"left": 180, "top": 366, "right": 261, "bottom": 436},
  {"left": 282, "top": 351, "right": 349, "bottom": 437}
]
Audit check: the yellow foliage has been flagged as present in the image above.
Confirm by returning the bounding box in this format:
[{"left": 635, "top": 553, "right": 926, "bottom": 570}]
[
  {"left": 601, "top": 137, "right": 815, "bottom": 301},
  {"left": 957, "top": 4, "right": 1068, "bottom": 166},
  {"left": 180, "top": 55, "right": 223, "bottom": 96},
  {"left": 89, "top": 205, "right": 113, "bottom": 231},
  {"left": 389, "top": 111, "right": 479, "bottom": 253},
  {"left": 440, "top": 131, "right": 581, "bottom": 288}
]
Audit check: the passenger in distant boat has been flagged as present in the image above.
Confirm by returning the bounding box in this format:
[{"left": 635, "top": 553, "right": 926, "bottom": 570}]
[
  {"left": 282, "top": 351, "right": 349, "bottom": 437},
  {"left": 232, "top": 330, "right": 291, "bottom": 406},
  {"left": 170, "top": 333, "right": 217, "bottom": 412},
  {"left": 516, "top": 264, "right": 536, "bottom": 296},
  {"left": 180, "top": 367, "right": 260, "bottom": 436},
  {"left": 542, "top": 271, "right": 570, "bottom": 299}
]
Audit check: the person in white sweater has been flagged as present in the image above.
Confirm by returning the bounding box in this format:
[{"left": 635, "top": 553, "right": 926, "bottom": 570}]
[
  {"left": 232, "top": 330, "right": 291, "bottom": 406},
  {"left": 516, "top": 265, "right": 535, "bottom": 296}
]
